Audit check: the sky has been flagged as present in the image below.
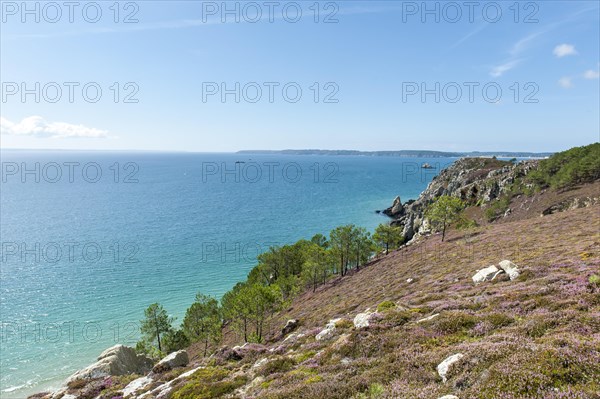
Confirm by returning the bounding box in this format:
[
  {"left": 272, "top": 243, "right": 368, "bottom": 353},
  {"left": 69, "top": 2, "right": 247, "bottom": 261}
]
[{"left": 0, "top": 0, "right": 599, "bottom": 152}]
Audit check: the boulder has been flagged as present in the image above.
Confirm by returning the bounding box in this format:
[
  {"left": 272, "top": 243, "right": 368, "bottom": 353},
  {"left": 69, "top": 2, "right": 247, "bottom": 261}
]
[
  {"left": 152, "top": 350, "right": 189, "bottom": 373},
  {"left": 353, "top": 311, "right": 373, "bottom": 328},
  {"left": 316, "top": 318, "right": 341, "bottom": 341},
  {"left": 438, "top": 396, "right": 459, "bottom": 399},
  {"left": 391, "top": 196, "right": 403, "bottom": 214},
  {"left": 282, "top": 319, "right": 299, "bottom": 336},
  {"left": 122, "top": 376, "right": 153, "bottom": 398},
  {"left": 498, "top": 260, "right": 520, "bottom": 280},
  {"left": 437, "top": 353, "right": 464, "bottom": 383},
  {"left": 472, "top": 265, "right": 502, "bottom": 283},
  {"left": 66, "top": 345, "right": 153, "bottom": 383}
]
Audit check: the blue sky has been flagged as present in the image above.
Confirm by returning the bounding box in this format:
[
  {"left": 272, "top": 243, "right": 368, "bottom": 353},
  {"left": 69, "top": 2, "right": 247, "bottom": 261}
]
[{"left": 1, "top": 0, "right": 598, "bottom": 152}]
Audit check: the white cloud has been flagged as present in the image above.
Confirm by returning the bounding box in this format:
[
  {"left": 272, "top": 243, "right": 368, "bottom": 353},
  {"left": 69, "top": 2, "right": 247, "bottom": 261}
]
[
  {"left": 558, "top": 77, "right": 574, "bottom": 89},
  {"left": 490, "top": 60, "right": 521, "bottom": 77},
  {"left": 553, "top": 44, "right": 578, "bottom": 58},
  {"left": 583, "top": 69, "right": 600, "bottom": 79},
  {"left": 0, "top": 116, "right": 109, "bottom": 139}
]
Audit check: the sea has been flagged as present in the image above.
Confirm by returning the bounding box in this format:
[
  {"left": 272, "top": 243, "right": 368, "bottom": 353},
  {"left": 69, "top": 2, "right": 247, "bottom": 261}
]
[{"left": 0, "top": 151, "right": 454, "bottom": 398}]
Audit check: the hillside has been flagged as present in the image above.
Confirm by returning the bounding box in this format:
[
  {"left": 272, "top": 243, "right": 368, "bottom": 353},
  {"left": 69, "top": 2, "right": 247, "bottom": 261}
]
[{"left": 32, "top": 145, "right": 600, "bottom": 399}]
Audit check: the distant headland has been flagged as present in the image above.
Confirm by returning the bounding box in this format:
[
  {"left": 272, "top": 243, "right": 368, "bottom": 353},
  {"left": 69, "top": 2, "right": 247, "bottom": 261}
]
[{"left": 236, "top": 149, "right": 553, "bottom": 158}]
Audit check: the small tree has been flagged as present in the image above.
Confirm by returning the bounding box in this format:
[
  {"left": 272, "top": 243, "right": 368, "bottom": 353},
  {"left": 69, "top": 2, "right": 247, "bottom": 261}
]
[
  {"left": 373, "top": 223, "right": 404, "bottom": 254},
  {"left": 425, "top": 196, "right": 465, "bottom": 241},
  {"left": 183, "top": 293, "right": 222, "bottom": 357},
  {"left": 140, "top": 303, "right": 173, "bottom": 353},
  {"left": 162, "top": 329, "right": 190, "bottom": 353}
]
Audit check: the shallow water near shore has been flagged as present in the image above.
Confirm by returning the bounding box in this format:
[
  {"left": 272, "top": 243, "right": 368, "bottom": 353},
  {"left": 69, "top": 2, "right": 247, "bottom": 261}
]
[{"left": 0, "top": 151, "right": 452, "bottom": 398}]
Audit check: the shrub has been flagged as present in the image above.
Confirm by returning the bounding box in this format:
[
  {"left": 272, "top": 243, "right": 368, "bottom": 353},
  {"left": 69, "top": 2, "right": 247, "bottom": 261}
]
[
  {"left": 432, "top": 312, "right": 478, "bottom": 334},
  {"left": 486, "top": 313, "right": 514, "bottom": 328},
  {"left": 259, "top": 356, "right": 296, "bottom": 376},
  {"left": 377, "top": 301, "right": 397, "bottom": 313},
  {"left": 335, "top": 319, "right": 354, "bottom": 329},
  {"left": 170, "top": 367, "right": 246, "bottom": 399},
  {"left": 382, "top": 310, "right": 412, "bottom": 327}
]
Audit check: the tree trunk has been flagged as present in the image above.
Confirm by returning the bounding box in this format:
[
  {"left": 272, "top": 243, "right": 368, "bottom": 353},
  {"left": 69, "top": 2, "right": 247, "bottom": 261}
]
[{"left": 442, "top": 220, "right": 447, "bottom": 242}]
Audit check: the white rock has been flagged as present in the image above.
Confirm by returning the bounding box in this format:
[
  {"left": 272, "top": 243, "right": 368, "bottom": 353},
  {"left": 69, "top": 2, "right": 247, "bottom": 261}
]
[
  {"left": 252, "top": 357, "right": 269, "bottom": 370},
  {"left": 138, "top": 366, "right": 203, "bottom": 399},
  {"left": 417, "top": 313, "right": 439, "bottom": 323},
  {"left": 406, "top": 278, "right": 414, "bottom": 283},
  {"left": 438, "top": 395, "right": 459, "bottom": 399},
  {"left": 472, "top": 265, "right": 501, "bottom": 284},
  {"left": 153, "top": 350, "right": 188, "bottom": 372},
  {"left": 353, "top": 312, "right": 373, "bottom": 328},
  {"left": 437, "top": 353, "right": 464, "bottom": 383},
  {"left": 283, "top": 332, "right": 305, "bottom": 343},
  {"left": 498, "top": 260, "right": 520, "bottom": 280},
  {"left": 316, "top": 318, "right": 341, "bottom": 341},
  {"left": 122, "top": 376, "right": 153, "bottom": 398},
  {"left": 66, "top": 345, "right": 153, "bottom": 383}
]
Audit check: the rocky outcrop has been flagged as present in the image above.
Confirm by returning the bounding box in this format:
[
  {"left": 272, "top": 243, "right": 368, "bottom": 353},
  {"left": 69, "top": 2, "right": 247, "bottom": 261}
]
[
  {"left": 472, "top": 265, "right": 502, "bottom": 283},
  {"left": 213, "top": 343, "right": 268, "bottom": 361},
  {"left": 352, "top": 311, "right": 371, "bottom": 328},
  {"left": 498, "top": 260, "right": 520, "bottom": 280},
  {"left": 66, "top": 345, "right": 153, "bottom": 383},
  {"left": 472, "top": 260, "right": 521, "bottom": 283},
  {"left": 541, "top": 196, "right": 600, "bottom": 216},
  {"left": 152, "top": 350, "right": 188, "bottom": 373},
  {"left": 282, "top": 319, "right": 299, "bottom": 336},
  {"left": 382, "top": 158, "right": 538, "bottom": 243},
  {"left": 437, "top": 353, "right": 464, "bottom": 383},
  {"left": 316, "top": 318, "right": 341, "bottom": 341}
]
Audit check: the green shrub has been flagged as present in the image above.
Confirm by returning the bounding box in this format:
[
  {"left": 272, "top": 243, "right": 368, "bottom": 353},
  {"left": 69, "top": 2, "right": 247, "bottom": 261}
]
[
  {"left": 170, "top": 367, "right": 246, "bottom": 399},
  {"left": 383, "top": 309, "right": 412, "bottom": 326},
  {"left": 259, "top": 356, "right": 296, "bottom": 376},
  {"left": 432, "top": 312, "right": 478, "bottom": 334},
  {"left": 377, "top": 300, "right": 397, "bottom": 313},
  {"left": 486, "top": 313, "right": 514, "bottom": 328},
  {"left": 335, "top": 319, "right": 354, "bottom": 329}
]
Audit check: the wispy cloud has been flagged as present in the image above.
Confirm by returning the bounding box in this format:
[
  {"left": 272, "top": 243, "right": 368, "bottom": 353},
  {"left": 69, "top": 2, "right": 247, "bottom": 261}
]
[
  {"left": 448, "top": 24, "right": 488, "bottom": 51},
  {"left": 0, "top": 116, "right": 109, "bottom": 139},
  {"left": 558, "top": 77, "right": 574, "bottom": 89},
  {"left": 553, "top": 44, "right": 578, "bottom": 58},
  {"left": 490, "top": 59, "right": 521, "bottom": 77},
  {"left": 510, "top": 32, "right": 545, "bottom": 57},
  {"left": 583, "top": 69, "right": 600, "bottom": 79}
]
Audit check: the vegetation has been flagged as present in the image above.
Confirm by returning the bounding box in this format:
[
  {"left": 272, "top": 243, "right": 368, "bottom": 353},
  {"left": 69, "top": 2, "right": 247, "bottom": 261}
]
[
  {"left": 138, "top": 303, "right": 173, "bottom": 354},
  {"left": 372, "top": 224, "right": 404, "bottom": 255},
  {"left": 425, "top": 196, "right": 465, "bottom": 241},
  {"left": 528, "top": 143, "right": 600, "bottom": 189},
  {"left": 183, "top": 293, "right": 222, "bottom": 356}
]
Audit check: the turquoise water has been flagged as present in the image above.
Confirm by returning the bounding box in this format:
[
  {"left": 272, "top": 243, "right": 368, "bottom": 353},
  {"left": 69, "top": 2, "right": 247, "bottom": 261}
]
[{"left": 0, "top": 151, "right": 451, "bottom": 397}]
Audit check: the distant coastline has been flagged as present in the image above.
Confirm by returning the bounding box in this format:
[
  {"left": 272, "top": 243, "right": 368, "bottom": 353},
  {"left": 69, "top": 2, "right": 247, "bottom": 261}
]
[{"left": 237, "top": 149, "right": 553, "bottom": 158}]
